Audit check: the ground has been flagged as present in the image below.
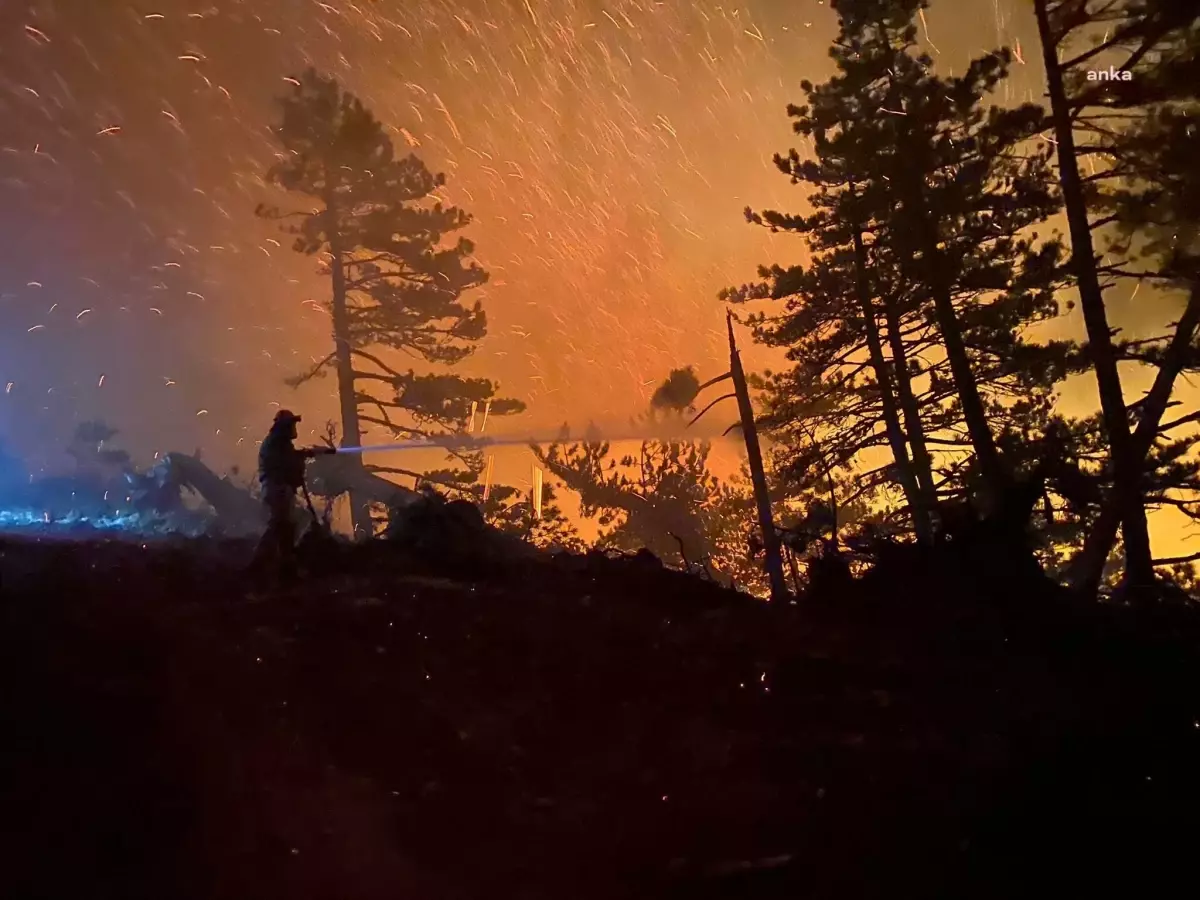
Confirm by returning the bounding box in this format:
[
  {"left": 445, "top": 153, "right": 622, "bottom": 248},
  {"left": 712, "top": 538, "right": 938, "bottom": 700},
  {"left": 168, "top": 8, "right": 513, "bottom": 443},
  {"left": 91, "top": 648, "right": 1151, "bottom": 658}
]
[{"left": 1, "top": 533, "right": 1198, "bottom": 899}]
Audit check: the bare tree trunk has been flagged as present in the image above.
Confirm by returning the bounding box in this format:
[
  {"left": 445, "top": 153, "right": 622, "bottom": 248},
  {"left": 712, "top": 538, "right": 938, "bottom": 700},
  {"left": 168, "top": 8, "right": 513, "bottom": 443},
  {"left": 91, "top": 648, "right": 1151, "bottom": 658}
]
[
  {"left": 325, "top": 203, "right": 371, "bottom": 537},
  {"left": 882, "top": 291, "right": 939, "bottom": 528},
  {"left": 728, "top": 312, "right": 789, "bottom": 602},
  {"left": 1033, "top": 0, "right": 1154, "bottom": 589},
  {"left": 849, "top": 216, "right": 934, "bottom": 543},
  {"left": 1071, "top": 283, "right": 1200, "bottom": 593},
  {"left": 786, "top": 546, "right": 803, "bottom": 595},
  {"left": 880, "top": 42, "right": 1006, "bottom": 504},
  {"left": 921, "top": 242, "right": 1006, "bottom": 500},
  {"left": 824, "top": 458, "right": 839, "bottom": 547}
]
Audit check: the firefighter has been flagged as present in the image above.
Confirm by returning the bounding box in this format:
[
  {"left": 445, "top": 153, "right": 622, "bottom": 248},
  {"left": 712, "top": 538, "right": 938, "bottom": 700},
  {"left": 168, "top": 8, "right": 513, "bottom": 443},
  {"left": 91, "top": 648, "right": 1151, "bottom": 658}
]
[{"left": 248, "top": 409, "right": 334, "bottom": 580}]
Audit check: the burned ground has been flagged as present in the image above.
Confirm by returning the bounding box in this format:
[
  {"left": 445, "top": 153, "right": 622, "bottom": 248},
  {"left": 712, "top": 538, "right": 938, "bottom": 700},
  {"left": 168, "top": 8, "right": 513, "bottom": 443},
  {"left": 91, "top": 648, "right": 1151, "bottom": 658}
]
[{"left": 1, "top": 534, "right": 1198, "bottom": 899}]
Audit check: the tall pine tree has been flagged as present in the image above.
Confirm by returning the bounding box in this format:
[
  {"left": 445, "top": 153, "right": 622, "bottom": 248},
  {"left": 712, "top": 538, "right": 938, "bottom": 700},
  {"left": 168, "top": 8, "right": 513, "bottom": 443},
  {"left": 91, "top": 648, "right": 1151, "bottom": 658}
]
[
  {"left": 838, "top": 0, "right": 1067, "bottom": 506},
  {"left": 727, "top": 0, "right": 1073, "bottom": 545},
  {"left": 258, "top": 69, "right": 521, "bottom": 535},
  {"left": 1034, "top": 0, "right": 1200, "bottom": 593}
]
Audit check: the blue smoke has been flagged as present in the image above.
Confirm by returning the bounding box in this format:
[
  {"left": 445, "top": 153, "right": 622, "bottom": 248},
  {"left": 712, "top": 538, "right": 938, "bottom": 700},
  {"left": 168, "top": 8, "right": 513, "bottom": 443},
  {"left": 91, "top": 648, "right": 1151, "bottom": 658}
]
[
  {"left": 0, "top": 508, "right": 144, "bottom": 532},
  {"left": 0, "top": 437, "right": 188, "bottom": 537}
]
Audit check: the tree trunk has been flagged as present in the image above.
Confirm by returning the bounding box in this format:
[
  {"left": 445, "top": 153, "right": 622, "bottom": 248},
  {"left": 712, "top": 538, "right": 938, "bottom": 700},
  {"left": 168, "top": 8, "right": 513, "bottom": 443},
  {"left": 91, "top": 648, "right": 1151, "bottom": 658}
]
[
  {"left": 728, "top": 311, "right": 790, "bottom": 602},
  {"left": 325, "top": 204, "right": 372, "bottom": 537},
  {"left": 1033, "top": 0, "right": 1155, "bottom": 588},
  {"left": 878, "top": 26, "right": 1005, "bottom": 503},
  {"left": 886, "top": 161, "right": 1005, "bottom": 503},
  {"left": 786, "top": 547, "right": 803, "bottom": 595},
  {"left": 1071, "top": 283, "right": 1200, "bottom": 594},
  {"left": 921, "top": 241, "right": 1006, "bottom": 501},
  {"left": 882, "top": 289, "right": 939, "bottom": 530},
  {"left": 823, "top": 457, "right": 840, "bottom": 547},
  {"left": 850, "top": 218, "right": 934, "bottom": 543}
]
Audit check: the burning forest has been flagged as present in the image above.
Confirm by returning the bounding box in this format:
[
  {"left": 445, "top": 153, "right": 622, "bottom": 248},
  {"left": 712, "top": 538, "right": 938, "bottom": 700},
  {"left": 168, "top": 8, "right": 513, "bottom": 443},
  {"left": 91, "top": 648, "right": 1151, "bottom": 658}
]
[{"left": 2, "top": 1, "right": 1200, "bottom": 898}]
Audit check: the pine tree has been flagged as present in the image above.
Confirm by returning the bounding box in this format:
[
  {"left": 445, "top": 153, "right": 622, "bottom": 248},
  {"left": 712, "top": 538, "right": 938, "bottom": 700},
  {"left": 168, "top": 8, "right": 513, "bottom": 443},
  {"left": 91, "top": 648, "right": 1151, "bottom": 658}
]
[
  {"left": 534, "top": 440, "right": 715, "bottom": 565},
  {"left": 834, "top": 0, "right": 1067, "bottom": 504},
  {"left": 478, "top": 480, "right": 586, "bottom": 554},
  {"left": 723, "top": 255, "right": 937, "bottom": 540},
  {"left": 728, "top": 0, "right": 1073, "bottom": 545},
  {"left": 533, "top": 438, "right": 764, "bottom": 588},
  {"left": 258, "top": 69, "right": 521, "bottom": 535},
  {"left": 1034, "top": 0, "right": 1200, "bottom": 593}
]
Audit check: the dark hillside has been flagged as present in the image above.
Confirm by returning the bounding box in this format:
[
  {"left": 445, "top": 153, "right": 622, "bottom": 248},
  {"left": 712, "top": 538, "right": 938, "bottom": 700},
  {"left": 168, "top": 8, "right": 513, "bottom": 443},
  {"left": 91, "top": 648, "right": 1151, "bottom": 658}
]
[{"left": 1, "top": 535, "right": 1198, "bottom": 899}]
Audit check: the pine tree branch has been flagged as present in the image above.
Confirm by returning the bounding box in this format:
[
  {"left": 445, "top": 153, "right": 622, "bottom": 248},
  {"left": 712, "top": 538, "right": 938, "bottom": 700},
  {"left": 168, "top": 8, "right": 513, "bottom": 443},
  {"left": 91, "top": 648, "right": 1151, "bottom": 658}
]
[
  {"left": 688, "top": 393, "right": 736, "bottom": 427},
  {"left": 1046, "top": 0, "right": 1108, "bottom": 47},
  {"left": 350, "top": 348, "right": 406, "bottom": 379},
  {"left": 1160, "top": 410, "right": 1200, "bottom": 433},
  {"left": 345, "top": 269, "right": 428, "bottom": 291},
  {"left": 358, "top": 411, "right": 402, "bottom": 433},
  {"left": 838, "top": 478, "right": 884, "bottom": 509},
  {"left": 351, "top": 370, "right": 395, "bottom": 384},
  {"left": 255, "top": 204, "right": 314, "bottom": 221},
  {"left": 1074, "top": 113, "right": 1149, "bottom": 123},
  {"left": 1087, "top": 213, "right": 1125, "bottom": 231},
  {"left": 1154, "top": 551, "right": 1200, "bottom": 566},
  {"left": 288, "top": 352, "right": 336, "bottom": 387},
  {"left": 924, "top": 437, "right": 978, "bottom": 447},
  {"left": 344, "top": 253, "right": 394, "bottom": 269},
  {"left": 1154, "top": 496, "right": 1200, "bottom": 517},
  {"left": 1096, "top": 265, "right": 1174, "bottom": 280},
  {"left": 1079, "top": 167, "right": 1136, "bottom": 186},
  {"left": 1059, "top": 17, "right": 1146, "bottom": 71},
  {"left": 366, "top": 464, "right": 469, "bottom": 494}
]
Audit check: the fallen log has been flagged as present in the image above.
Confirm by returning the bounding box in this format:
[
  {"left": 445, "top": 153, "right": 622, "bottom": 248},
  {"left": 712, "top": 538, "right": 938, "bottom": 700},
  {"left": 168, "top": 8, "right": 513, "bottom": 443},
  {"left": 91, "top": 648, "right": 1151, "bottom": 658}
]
[
  {"left": 305, "top": 454, "right": 420, "bottom": 509},
  {"left": 126, "top": 453, "right": 261, "bottom": 529}
]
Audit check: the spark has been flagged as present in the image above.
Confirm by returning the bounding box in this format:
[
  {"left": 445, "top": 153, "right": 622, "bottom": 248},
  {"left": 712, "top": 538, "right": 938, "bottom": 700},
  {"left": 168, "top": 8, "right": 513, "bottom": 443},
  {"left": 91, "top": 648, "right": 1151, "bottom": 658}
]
[
  {"left": 918, "top": 8, "right": 938, "bottom": 54},
  {"left": 432, "top": 93, "right": 461, "bottom": 142},
  {"left": 2, "top": 0, "right": 1053, "bottom": 476}
]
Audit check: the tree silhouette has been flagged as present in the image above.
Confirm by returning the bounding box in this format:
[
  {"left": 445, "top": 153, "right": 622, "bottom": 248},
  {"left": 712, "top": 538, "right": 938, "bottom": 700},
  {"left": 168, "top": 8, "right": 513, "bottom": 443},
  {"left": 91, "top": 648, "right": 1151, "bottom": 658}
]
[
  {"left": 533, "top": 438, "right": 764, "bottom": 589},
  {"left": 650, "top": 367, "right": 702, "bottom": 414},
  {"left": 727, "top": 0, "right": 1072, "bottom": 544},
  {"left": 258, "top": 69, "right": 521, "bottom": 535},
  {"left": 480, "top": 480, "right": 587, "bottom": 554},
  {"left": 1036, "top": 0, "right": 1200, "bottom": 593}
]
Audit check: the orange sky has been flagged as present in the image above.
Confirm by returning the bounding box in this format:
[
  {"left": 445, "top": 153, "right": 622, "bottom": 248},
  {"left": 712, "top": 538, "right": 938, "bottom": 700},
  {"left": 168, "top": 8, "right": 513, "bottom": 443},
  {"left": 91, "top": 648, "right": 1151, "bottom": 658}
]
[{"left": 0, "top": 1, "right": 1193, "bottom": 557}]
